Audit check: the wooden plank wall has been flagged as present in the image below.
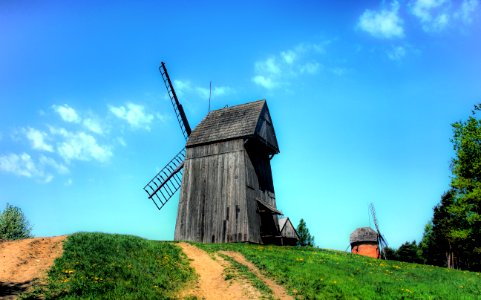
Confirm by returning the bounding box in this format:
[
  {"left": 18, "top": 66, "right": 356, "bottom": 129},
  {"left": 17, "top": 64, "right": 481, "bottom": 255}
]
[
  {"left": 175, "top": 139, "right": 252, "bottom": 243},
  {"left": 175, "top": 137, "right": 280, "bottom": 244}
]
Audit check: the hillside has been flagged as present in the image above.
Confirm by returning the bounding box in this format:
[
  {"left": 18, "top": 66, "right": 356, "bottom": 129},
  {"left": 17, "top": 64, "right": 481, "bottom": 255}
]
[{"left": 11, "top": 232, "right": 481, "bottom": 299}]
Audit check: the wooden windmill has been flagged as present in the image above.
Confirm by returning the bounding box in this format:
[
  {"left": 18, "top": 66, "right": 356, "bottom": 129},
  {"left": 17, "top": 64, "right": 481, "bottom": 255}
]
[
  {"left": 350, "top": 203, "right": 388, "bottom": 259},
  {"left": 144, "top": 62, "right": 283, "bottom": 244}
]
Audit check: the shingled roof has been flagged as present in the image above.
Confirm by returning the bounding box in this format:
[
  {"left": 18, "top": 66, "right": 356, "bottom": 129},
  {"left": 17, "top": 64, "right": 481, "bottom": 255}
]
[{"left": 186, "top": 100, "right": 279, "bottom": 152}]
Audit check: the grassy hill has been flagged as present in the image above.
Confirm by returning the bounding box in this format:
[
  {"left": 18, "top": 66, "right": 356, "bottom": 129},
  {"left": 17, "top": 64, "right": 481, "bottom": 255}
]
[
  {"left": 198, "top": 243, "right": 481, "bottom": 299},
  {"left": 22, "top": 232, "right": 195, "bottom": 299},
  {"left": 22, "top": 232, "right": 481, "bottom": 299}
]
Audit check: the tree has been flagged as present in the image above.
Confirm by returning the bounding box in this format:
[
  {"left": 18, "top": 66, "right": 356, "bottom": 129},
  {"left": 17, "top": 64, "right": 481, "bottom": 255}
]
[
  {"left": 448, "top": 104, "right": 481, "bottom": 270},
  {"left": 296, "top": 218, "right": 315, "bottom": 246},
  {"left": 383, "top": 246, "right": 398, "bottom": 260},
  {"left": 396, "top": 241, "right": 423, "bottom": 264},
  {"left": 0, "top": 203, "right": 32, "bottom": 240},
  {"left": 421, "top": 103, "right": 481, "bottom": 271}
]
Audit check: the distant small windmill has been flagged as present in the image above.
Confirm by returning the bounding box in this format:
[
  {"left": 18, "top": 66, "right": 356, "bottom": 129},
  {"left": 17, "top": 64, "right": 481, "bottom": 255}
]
[
  {"left": 369, "top": 203, "right": 389, "bottom": 259},
  {"left": 143, "top": 62, "right": 286, "bottom": 244}
]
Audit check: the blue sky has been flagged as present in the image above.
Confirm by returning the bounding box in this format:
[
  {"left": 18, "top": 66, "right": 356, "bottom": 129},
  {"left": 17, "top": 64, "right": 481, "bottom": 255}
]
[{"left": 1, "top": 0, "right": 480, "bottom": 250}]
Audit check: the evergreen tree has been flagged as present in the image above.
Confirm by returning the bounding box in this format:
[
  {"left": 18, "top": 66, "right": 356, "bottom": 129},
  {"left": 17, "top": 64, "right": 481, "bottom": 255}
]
[
  {"left": 396, "top": 241, "right": 423, "bottom": 264},
  {"left": 296, "top": 218, "right": 315, "bottom": 246},
  {"left": 0, "top": 203, "right": 32, "bottom": 240}
]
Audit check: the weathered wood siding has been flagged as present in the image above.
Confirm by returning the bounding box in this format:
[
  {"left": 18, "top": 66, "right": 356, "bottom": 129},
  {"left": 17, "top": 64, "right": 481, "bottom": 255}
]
[
  {"left": 281, "top": 219, "right": 299, "bottom": 239},
  {"left": 175, "top": 139, "right": 252, "bottom": 243},
  {"left": 175, "top": 113, "right": 280, "bottom": 244},
  {"left": 245, "top": 141, "right": 279, "bottom": 242}
]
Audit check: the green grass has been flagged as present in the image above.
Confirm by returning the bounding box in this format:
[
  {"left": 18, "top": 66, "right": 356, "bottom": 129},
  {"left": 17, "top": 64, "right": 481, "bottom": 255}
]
[
  {"left": 198, "top": 243, "right": 481, "bottom": 299},
  {"left": 22, "top": 232, "right": 195, "bottom": 299}
]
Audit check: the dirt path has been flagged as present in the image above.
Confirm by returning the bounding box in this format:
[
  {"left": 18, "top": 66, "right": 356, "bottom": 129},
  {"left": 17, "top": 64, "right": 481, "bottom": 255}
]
[
  {"left": 219, "top": 251, "right": 293, "bottom": 300},
  {"left": 177, "top": 242, "right": 261, "bottom": 299},
  {"left": 0, "top": 235, "right": 66, "bottom": 299}
]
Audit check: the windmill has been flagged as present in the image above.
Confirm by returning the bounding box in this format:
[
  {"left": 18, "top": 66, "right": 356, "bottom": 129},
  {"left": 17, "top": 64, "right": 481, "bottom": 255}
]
[
  {"left": 144, "top": 62, "right": 285, "bottom": 244},
  {"left": 369, "top": 203, "right": 389, "bottom": 259},
  {"left": 143, "top": 62, "right": 191, "bottom": 211}
]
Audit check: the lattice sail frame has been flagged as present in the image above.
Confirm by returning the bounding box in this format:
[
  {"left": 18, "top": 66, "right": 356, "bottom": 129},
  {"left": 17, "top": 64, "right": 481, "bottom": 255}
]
[{"left": 144, "top": 148, "right": 186, "bottom": 210}]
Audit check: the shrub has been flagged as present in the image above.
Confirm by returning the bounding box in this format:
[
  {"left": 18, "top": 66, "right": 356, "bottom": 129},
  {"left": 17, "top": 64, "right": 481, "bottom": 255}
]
[{"left": 0, "top": 203, "right": 32, "bottom": 240}]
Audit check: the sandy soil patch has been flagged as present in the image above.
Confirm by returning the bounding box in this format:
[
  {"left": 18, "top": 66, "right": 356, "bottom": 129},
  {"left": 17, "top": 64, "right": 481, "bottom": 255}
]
[{"left": 0, "top": 235, "right": 66, "bottom": 299}]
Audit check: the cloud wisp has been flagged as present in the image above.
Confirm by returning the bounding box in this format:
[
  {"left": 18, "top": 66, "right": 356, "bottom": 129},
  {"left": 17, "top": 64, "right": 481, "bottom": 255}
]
[
  {"left": 358, "top": 1, "right": 405, "bottom": 39},
  {"left": 409, "top": 0, "right": 479, "bottom": 32},
  {"left": 0, "top": 153, "right": 58, "bottom": 183},
  {"left": 109, "top": 103, "right": 155, "bottom": 131},
  {"left": 252, "top": 43, "right": 325, "bottom": 90},
  {"left": 49, "top": 127, "right": 112, "bottom": 163},
  {"left": 24, "top": 127, "right": 53, "bottom": 152},
  {"left": 0, "top": 103, "right": 119, "bottom": 183},
  {"left": 172, "top": 79, "right": 233, "bottom": 101},
  {"left": 52, "top": 104, "right": 81, "bottom": 123}
]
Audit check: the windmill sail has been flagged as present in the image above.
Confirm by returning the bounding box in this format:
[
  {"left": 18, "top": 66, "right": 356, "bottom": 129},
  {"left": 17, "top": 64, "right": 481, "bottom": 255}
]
[
  {"left": 159, "top": 62, "right": 191, "bottom": 140},
  {"left": 370, "top": 203, "right": 389, "bottom": 259},
  {"left": 144, "top": 148, "right": 186, "bottom": 210}
]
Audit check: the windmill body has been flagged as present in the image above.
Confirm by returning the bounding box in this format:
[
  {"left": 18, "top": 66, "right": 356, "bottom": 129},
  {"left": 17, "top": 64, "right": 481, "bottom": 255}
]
[{"left": 175, "top": 100, "right": 282, "bottom": 243}]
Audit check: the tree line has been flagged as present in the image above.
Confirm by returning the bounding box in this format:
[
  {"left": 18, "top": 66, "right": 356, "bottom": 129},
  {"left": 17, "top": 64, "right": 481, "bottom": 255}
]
[{"left": 386, "top": 104, "right": 481, "bottom": 272}]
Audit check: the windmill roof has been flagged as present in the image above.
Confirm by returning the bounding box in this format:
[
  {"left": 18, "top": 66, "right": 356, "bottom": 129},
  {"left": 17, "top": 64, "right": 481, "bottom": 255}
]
[
  {"left": 186, "top": 99, "right": 279, "bottom": 152},
  {"left": 350, "top": 227, "right": 378, "bottom": 244}
]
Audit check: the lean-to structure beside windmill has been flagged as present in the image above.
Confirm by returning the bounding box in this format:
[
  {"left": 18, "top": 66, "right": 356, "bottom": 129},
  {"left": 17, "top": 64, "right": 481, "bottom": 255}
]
[{"left": 175, "top": 100, "right": 282, "bottom": 244}]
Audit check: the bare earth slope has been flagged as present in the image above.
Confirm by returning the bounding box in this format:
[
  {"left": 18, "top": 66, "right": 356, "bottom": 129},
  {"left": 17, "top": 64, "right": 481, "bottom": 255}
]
[
  {"left": 219, "top": 250, "right": 293, "bottom": 300},
  {"left": 0, "top": 236, "right": 66, "bottom": 299},
  {"left": 178, "top": 242, "right": 262, "bottom": 299}
]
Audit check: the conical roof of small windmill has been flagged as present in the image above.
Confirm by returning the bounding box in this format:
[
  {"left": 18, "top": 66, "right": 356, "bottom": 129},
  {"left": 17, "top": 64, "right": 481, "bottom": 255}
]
[
  {"left": 350, "top": 227, "right": 378, "bottom": 244},
  {"left": 187, "top": 99, "right": 279, "bottom": 153}
]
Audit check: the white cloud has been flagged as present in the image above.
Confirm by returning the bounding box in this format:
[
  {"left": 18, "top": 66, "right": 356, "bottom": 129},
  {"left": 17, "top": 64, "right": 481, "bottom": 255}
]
[
  {"left": 24, "top": 127, "right": 53, "bottom": 152},
  {"left": 387, "top": 46, "right": 407, "bottom": 60},
  {"left": 0, "top": 152, "right": 56, "bottom": 183},
  {"left": 109, "top": 103, "right": 154, "bottom": 130},
  {"left": 173, "top": 80, "right": 192, "bottom": 97},
  {"left": 83, "top": 118, "right": 103, "bottom": 135},
  {"left": 0, "top": 153, "right": 40, "bottom": 178},
  {"left": 50, "top": 127, "right": 112, "bottom": 163},
  {"left": 52, "top": 104, "right": 80, "bottom": 123},
  {"left": 253, "top": 75, "right": 278, "bottom": 89},
  {"left": 358, "top": 1, "right": 405, "bottom": 39},
  {"left": 281, "top": 50, "right": 297, "bottom": 64},
  {"left": 455, "top": 0, "right": 479, "bottom": 24},
  {"left": 252, "top": 42, "right": 326, "bottom": 90},
  {"left": 411, "top": 0, "right": 450, "bottom": 31},
  {"left": 410, "top": 0, "right": 478, "bottom": 31}
]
